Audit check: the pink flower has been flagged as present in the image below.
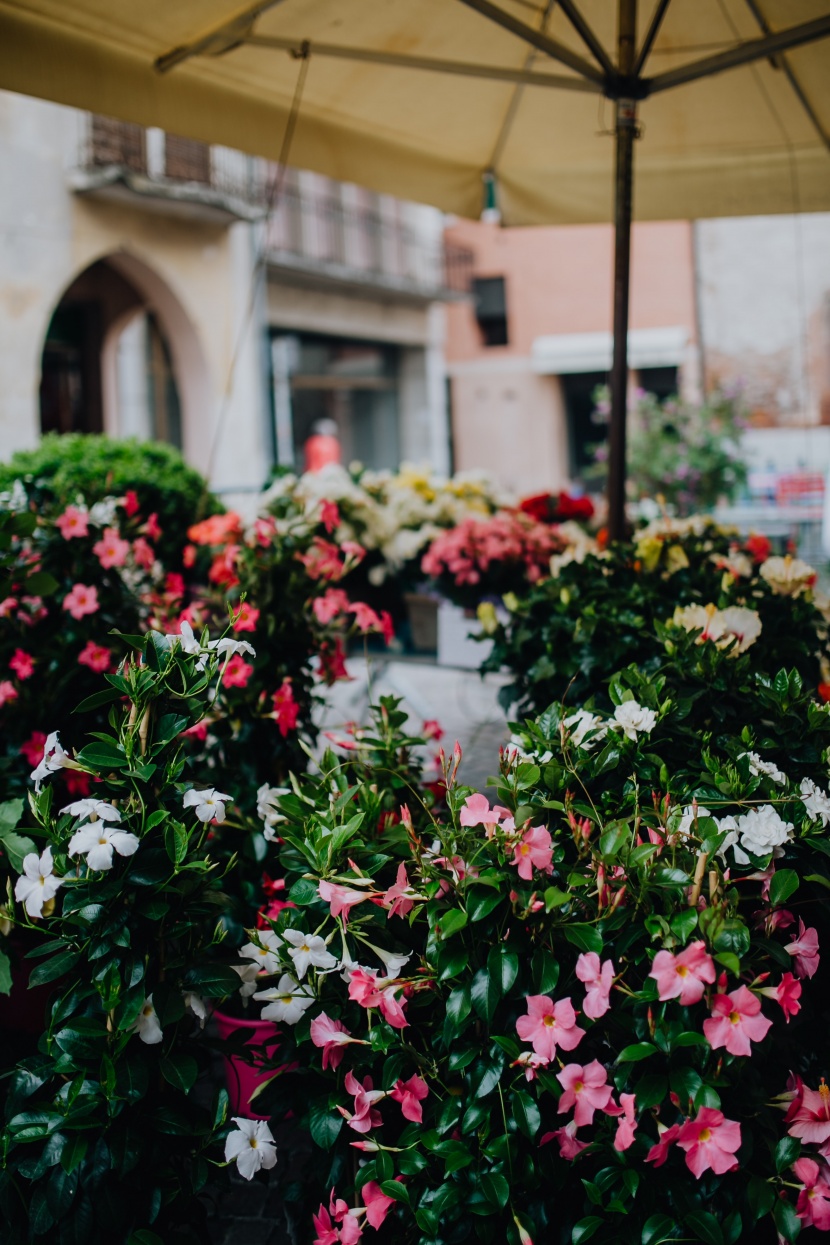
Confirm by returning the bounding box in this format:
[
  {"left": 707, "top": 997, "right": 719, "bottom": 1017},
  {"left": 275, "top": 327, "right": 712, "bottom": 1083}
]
[
  {"left": 93, "top": 526, "right": 130, "bottom": 568},
  {"left": 0, "top": 680, "right": 18, "bottom": 709},
  {"left": 511, "top": 1051, "right": 548, "bottom": 1081},
  {"left": 339, "top": 1071, "right": 384, "bottom": 1133},
  {"left": 382, "top": 863, "right": 415, "bottom": 919},
  {"left": 56, "top": 505, "right": 88, "bottom": 539},
  {"left": 556, "top": 1060, "right": 613, "bottom": 1127},
  {"left": 459, "top": 793, "right": 509, "bottom": 834},
  {"left": 310, "top": 1013, "right": 357, "bottom": 1071},
  {"left": 143, "top": 512, "right": 162, "bottom": 541},
  {"left": 124, "top": 490, "right": 140, "bottom": 517},
  {"left": 233, "top": 602, "right": 260, "bottom": 632},
  {"left": 422, "top": 719, "right": 444, "bottom": 741},
  {"left": 649, "top": 940, "right": 716, "bottom": 1005},
  {"left": 20, "top": 730, "right": 47, "bottom": 768},
  {"left": 516, "top": 996, "right": 585, "bottom": 1061},
  {"left": 9, "top": 649, "right": 35, "bottom": 680},
  {"left": 318, "top": 879, "right": 372, "bottom": 922},
  {"left": 320, "top": 499, "right": 340, "bottom": 534},
  {"left": 758, "top": 972, "right": 801, "bottom": 1022},
  {"left": 313, "top": 589, "right": 350, "bottom": 626},
  {"left": 785, "top": 919, "right": 820, "bottom": 979},
  {"left": 312, "top": 1205, "right": 338, "bottom": 1245},
  {"left": 349, "top": 601, "right": 383, "bottom": 634},
  {"left": 78, "top": 641, "right": 112, "bottom": 673},
  {"left": 787, "top": 1080, "right": 830, "bottom": 1144},
  {"left": 794, "top": 1157, "right": 830, "bottom": 1230},
  {"left": 272, "top": 679, "right": 300, "bottom": 736},
  {"left": 0, "top": 597, "right": 18, "bottom": 617},
  {"left": 575, "top": 953, "right": 614, "bottom": 1020},
  {"left": 511, "top": 824, "right": 553, "bottom": 881},
  {"left": 541, "top": 1121, "right": 589, "bottom": 1160},
  {"left": 676, "top": 1107, "right": 742, "bottom": 1178},
  {"left": 702, "top": 984, "right": 773, "bottom": 1057},
  {"left": 132, "top": 536, "right": 155, "bottom": 569},
  {"left": 612, "top": 1093, "right": 638, "bottom": 1151},
  {"left": 348, "top": 968, "right": 382, "bottom": 1009},
  {"left": 222, "top": 654, "right": 254, "bottom": 688},
  {"left": 63, "top": 583, "right": 100, "bottom": 620},
  {"left": 361, "top": 1180, "right": 395, "bottom": 1230},
  {"left": 378, "top": 984, "right": 409, "bottom": 1030},
  {"left": 645, "top": 1122, "right": 681, "bottom": 1167},
  {"left": 389, "top": 1075, "right": 428, "bottom": 1123}
]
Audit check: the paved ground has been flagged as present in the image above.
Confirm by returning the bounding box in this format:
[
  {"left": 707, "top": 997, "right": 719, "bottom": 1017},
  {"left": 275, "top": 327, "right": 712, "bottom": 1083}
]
[{"left": 314, "top": 653, "right": 513, "bottom": 793}]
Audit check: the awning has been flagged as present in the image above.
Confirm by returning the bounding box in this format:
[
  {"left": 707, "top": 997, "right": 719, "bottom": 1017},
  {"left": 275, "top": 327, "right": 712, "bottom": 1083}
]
[{"left": 532, "top": 326, "right": 689, "bottom": 374}]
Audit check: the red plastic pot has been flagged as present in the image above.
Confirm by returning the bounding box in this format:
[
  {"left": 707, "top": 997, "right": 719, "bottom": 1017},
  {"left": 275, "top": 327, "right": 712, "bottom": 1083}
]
[{"left": 213, "top": 1009, "right": 294, "bottom": 1120}]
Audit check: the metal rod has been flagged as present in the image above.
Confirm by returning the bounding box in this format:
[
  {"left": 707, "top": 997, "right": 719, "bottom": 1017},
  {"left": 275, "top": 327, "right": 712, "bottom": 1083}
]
[
  {"left": 245, "top": 34, "right": 600, "bottom": 92},
  {"left": 608, "top": 0, "right": 637, "bottom": 543},
  {"left": 634, "top": 0, "right": 672, "bottom": 76},
  {"left": 552, "top": 0, "right": 616, "bottom": 76},
  {"left": 456, "top": 0, "right": 606, "bottom": 86},
  {"left": 743, "top": 0, "right": 830, "bottom": 152},
  {"left": 155, "top": 0, "right": 288, "bottom": 73},
  {"left": 647, "top": 13, "right": 830, "bottom": 95}
]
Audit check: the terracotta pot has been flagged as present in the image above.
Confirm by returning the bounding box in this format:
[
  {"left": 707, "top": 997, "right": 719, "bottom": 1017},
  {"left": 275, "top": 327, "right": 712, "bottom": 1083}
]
[{"left": 213, "top": 1009, "right": 294, "bottom": 1120}]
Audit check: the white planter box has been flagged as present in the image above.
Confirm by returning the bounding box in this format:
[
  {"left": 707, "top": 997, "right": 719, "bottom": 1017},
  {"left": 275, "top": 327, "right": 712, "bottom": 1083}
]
[{"left": 437, "top": 601, "right": 496, "bottom": 669}]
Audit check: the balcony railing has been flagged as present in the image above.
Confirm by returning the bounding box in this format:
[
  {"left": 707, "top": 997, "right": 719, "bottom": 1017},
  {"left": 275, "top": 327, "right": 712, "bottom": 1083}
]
[{"left": 71, "top": 117, "right": 473, "bottom": 298}]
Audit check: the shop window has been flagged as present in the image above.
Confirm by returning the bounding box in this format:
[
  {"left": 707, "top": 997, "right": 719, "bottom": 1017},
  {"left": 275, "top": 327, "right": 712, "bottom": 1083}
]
[
  {"left": 473, "top": 276, "right": 508, "bottom": 347},
  {"left": 561, "top": 371, "right": 608, "bottom": 484},
  {"left": 638, "top": 365, "right": 679, "bottom": 401}
]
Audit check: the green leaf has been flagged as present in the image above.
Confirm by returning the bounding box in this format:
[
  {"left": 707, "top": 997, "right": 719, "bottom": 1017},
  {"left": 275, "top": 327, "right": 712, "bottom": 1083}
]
[
  {"left": 471, "top": 967, "right": 501, "bottom": 1026},
  {"left": 443, "top": 984, "right": 472, "bottom": 1043},
  {"left": 714, "top": 952, "right": 741, "bottom": 977},
  {"left": 573, "top": 1217, "right": 604, "bottom": 1245},
  {"left": 73, "top": 688, "right": 121, "bottom": 714},
  {"left": 599, "top": 825, "right": 628, "bottom": 858},
  {"left": 437, "top": 909, "right": 468, "bottom": 939},
  {"left": 670, "top": 909, "right": 698, "bottom": 943},
  {"left": 75, "top": 740, "right": 128, "bottom": 769},
  {"left": 28, "top": 949, "right": 80, "bottom": 988},
  {"left": 544, "top": 886, "right": 571, "bottom": 910},
  {"left": 26, "top": 571, "right": 59, "bottom": 597},
  {"left": 713, "top": 919, "right": 750, "bottom": 958},
  {"left": 183, "top": 964, "right": 242, "bottom": 998},
  {"left": 0, "top": 829, "right": 37, "bottom": 872},
  {"left": 775, "top": 1135, "right": 801, "bottom": 1173},
  {"left": 59, "top": 1134, "right": 89, "bottom": 1174},
  {"left": 512, "top": 1090, "right": 540, "bottom": 1139},
  {"left": 642, "top": 1213, "right": 677, "bottom": 1245},
  {"left": 379, "top": 1180, "right": 410, "bottom": 1205},
  {"left": 563, "top": 924, "right": 603, "bottom": 955},
  {"left": 769, "top": 869, "right": 799, "bottom": 908},
  {"left": 0, "top": 949, "right": 11, "bottom": 996},
  {"left": 488, "top": 944, "right": 519, "bottom": 994},
  {"left": 163, "top": 820, "right": 188, "bottom": 865},
  {"left": 160, "top": 1053, "right": 198, "bottom": 1094},
  {"left": 617, "top": 1042, "right": 657, "bottom": 1063},
  {"left": 531, "top": 949, "right": 559, "bottom": 994},
  {"left": 436, "top": 942, "right": 469, "bottom": 981},
  {"left": 289, "top": 878, "right": 321, "bottom": 906},
  {"left": 480, "top": 1172, "right": 510, "bottom": 1209},
  {"left": 128, "top": 1232, "right": 164, "bottom": 1245},
  {"left": 773, "top": 1198, "right": 801, "bottom": 1242},
  {"left": 467, "top": 887, "right": 504, "bottom": 923},
  {"left": 685, "top": 1210, "right": 724, "bottom": 1245},
  {"left": 308, "top": 1099, "right": 343, "bottom": 1150},
  {"left": 746, "top": 1175, "right": 775, "bottom": 1221},
  {"left": 0, "top": 797, "right": 24, "bottom": 832}
]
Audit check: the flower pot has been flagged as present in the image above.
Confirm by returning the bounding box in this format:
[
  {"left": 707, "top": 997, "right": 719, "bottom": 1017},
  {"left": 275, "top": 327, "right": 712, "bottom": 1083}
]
[
  {"left": 404, "top": 592, "right": 439, "bottom": 653},
  {"left": 213, "top": 1009, "right": 292, "bottom": 1121}
]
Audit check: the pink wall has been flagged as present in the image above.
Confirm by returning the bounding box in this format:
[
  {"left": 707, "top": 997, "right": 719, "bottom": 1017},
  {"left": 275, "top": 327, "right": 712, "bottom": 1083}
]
[{"left": 445, "top": 218, "right": 698, "bottom": 361}]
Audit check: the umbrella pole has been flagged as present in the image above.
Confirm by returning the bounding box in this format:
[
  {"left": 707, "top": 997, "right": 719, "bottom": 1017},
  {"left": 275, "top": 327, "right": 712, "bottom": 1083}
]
[{"left": 607, "top": 0, "right": 638, "bottom": 542}]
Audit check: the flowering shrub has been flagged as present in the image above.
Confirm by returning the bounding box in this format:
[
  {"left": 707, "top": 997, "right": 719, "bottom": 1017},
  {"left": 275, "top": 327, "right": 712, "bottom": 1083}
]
[
  {"left": 0, "top": 629, "right": 242, "bottom": 1244},
  {"left": 215, "top": 641, "right": 830, "bottom": 1244},
  {"left": 484, "top": 516, "right": 828, "bottom": 719},
  {"left": 589, "top": 387, "right": 748, "bottom": 514}
]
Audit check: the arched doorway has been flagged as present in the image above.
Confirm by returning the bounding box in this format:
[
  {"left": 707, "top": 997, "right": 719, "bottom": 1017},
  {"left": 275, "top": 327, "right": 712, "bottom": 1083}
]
[{"left": 39, "top": 254, "right": 207, "bottom": 454}]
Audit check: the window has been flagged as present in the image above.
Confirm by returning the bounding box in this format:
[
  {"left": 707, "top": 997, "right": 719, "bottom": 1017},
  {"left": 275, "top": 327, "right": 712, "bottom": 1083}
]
[
  {"left": 560, "top": 371, "right": 608, "bottom": 485},
  {"left": 472, "top": 276, "right": 508, "bottom": 347},
  {"left": 164, "top": 135, "right": 211, "bottom": 184},
  {"left": 638, "top": 366, "right": 679, "bottom": 402},
  {"left": 90, "top": 116, "right": 146, "bottom": 173}
]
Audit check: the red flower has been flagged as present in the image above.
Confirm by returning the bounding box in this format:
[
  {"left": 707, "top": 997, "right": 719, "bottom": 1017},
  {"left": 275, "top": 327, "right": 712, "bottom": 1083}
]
[
  {"left": 389, "top": 1075, "right": 428, "bottom": 1123},
  {"left": 222, "top": 655, "right": 254, "bottom": 688},
  {"left": 20, "top": 730, "right": 47, "bottom": 768},
  {"left": 9, "top": 649, "right": 35, "bottom": 680},
  {"left": 142, "top": 512, "right": 162, "bottom": 541},
  {"left": 187, "top": 512, "right": 243, "bottom": 546},
  {"left": 78, "top": 641, "right": 113, "bottom": 673},
  {"left": 320, "top": 499, "right": 340, "bottom": 534},
  {"left": 272, "top": 678, "right": 300, "bottom": 737},
  {"left": 745, "top": 532, "right": 772, "bottom": 563},
  {"left": 123, "top": 490, "right": 140, "bottom": 517},
  {"left": 233, "top": 601, "right": 260, "bottom": 632}
]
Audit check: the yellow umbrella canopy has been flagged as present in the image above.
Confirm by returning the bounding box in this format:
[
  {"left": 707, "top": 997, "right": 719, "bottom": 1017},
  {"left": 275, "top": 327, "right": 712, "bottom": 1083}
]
[
  {"left": 1, "top": 0, "right": 829, "bottom": 532},
  {"left": 0, "top": 0, "right": 827, "bottom": 224}
]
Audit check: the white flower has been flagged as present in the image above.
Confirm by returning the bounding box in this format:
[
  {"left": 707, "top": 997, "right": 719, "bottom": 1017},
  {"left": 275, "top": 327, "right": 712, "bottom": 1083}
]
[
  {"left": 801, "top": 778, "right": 830, "bottom": 826},
  {"left": 14, "top": 847, "right": 63, "bottom": 918},
  {"left": 741, "top": 752, "right": 787, "bottom": 786},
  {"left": 724, "top": 804, "right": 794, "bottom": 865},
  {"left": 68, "top": 822, "right": 140, "bottom": 871},
  {"left": 612, "top": 701, "right": 657, "bottom": 741},
  {"left": 672, "top": 805, "right": 711, "bottom": 840},
  {"left": 30, "top": 731, "right": 72, "bottom": 792},
  {"left": 165, "top": 620, "right": 211, "bottom": 670},
  {"left": 239, "top": 931, "right": 283, "bottom": 976},
  {"left": 760, "top": 555, "right": 816, "bottom": 598},
  {"left": 184, "top": 991, "right": 208, "bottom": 1026},
  {"left": 565, "top": 709, "right": 608, "bottom": 750},
  {"left": 212, "top": 637, "right": 257, "bottom": 660},
  {"left": 282, "top": 928, "right": 338, "bottom": 978},
  {"left": 232, "top": 962, "right": 262, "bottom": 998},
  {"left": 133, "top": 995, "right": 163, "bottom": 1045},
  {"left": 370, "top": 946, "right": 412, "bottom": 979},
  {"left": 60, "top": 798, "right": 122, "bottom": 824},
  {"left": 254, "top": 973, "right": 315, "bottom": 1024},
  {"left": 183, "top": 787, "right": 231, "bottom": 824},
  {"left": 715, "top": 607, "right": 762, "bottom": 653},
  {"left": 715, "top": 814, "right": 740, "bottom": 860},
  {"left": 88, "top": 497, "right": 119, "bottom": 526},
  {"left": 224, "top": 1117, "right": 278, "bottom": 1180},
  {"left": 256, "top": 784, "right": 289, "bottom": 840}
]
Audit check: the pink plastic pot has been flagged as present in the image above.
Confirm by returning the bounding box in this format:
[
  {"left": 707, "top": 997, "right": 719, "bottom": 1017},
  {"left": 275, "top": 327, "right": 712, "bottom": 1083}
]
[{"left": 213, "top": 1009, "right": 293, "bottom": 1121}]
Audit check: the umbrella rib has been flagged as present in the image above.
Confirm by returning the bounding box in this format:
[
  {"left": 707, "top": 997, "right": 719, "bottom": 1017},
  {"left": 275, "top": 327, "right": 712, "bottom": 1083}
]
[
  {"left": 155, "top": 0, "right": 288, "bottom": 73},
  {"left": 552, "top": 0, "right": 615, "bottom": 76},
  {"left": 647, "top": 14, "right": 830, "bottom": 95},
  {"left": 244, "top": 35, "right": 599, "bottom": 93},
  {"left": 633, "top": 0, "right": 672, "bottom": 77},
  {"left": 742, "top": 0, "right": 830, "bottom": 154},
  {"left": 455, "top": 0, "right": 607, "bottom": 87}
]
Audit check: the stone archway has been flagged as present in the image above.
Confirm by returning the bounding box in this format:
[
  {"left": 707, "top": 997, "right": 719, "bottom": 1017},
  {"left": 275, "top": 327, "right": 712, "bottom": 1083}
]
[{"left": 39, "top": 251, "right": 210, "bottom": 463}]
